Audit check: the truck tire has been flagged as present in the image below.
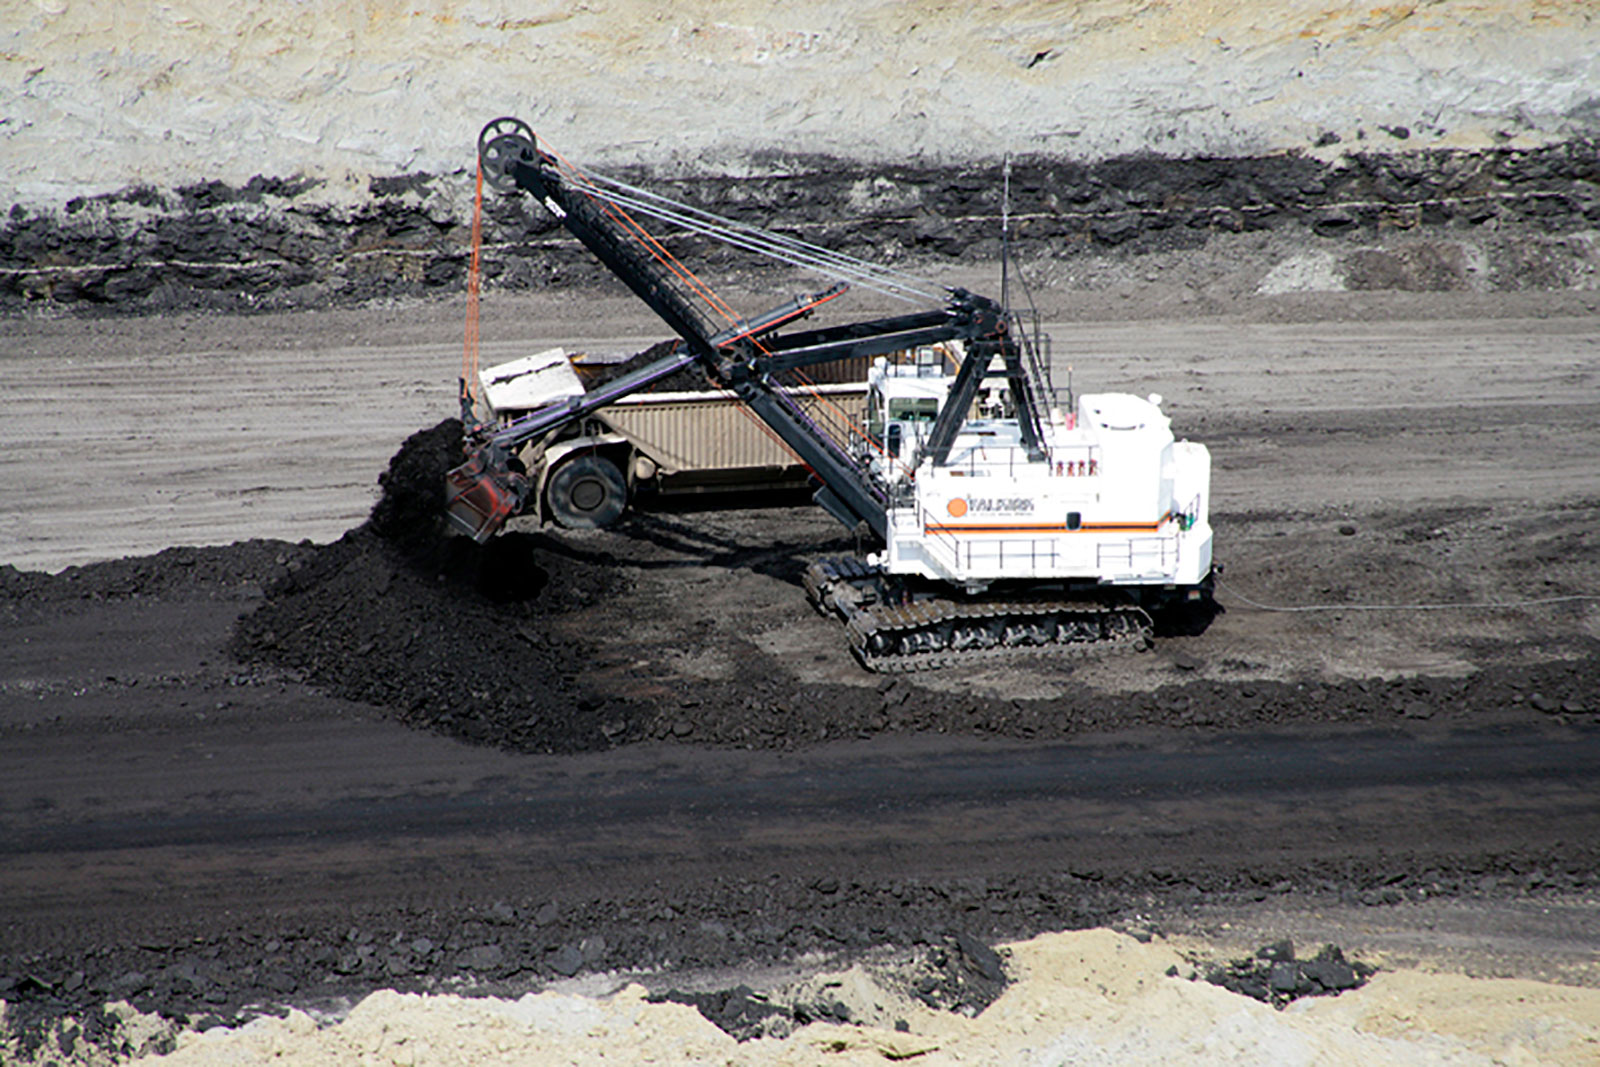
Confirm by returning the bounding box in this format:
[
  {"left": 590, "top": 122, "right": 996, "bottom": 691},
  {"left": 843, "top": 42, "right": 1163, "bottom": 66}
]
[{"left": 546, "top": 454, "right": 628, "bottom": 528}]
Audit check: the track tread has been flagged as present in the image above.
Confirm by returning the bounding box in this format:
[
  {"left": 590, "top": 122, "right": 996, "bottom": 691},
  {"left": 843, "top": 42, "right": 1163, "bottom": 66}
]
[{"left": 806, "top": 558, "right": 1154, "bottom": 673}]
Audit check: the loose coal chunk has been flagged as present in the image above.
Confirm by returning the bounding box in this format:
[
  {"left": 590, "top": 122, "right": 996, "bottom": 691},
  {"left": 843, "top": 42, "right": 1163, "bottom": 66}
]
[
  {"left": 648, "top": 985, "right": 789, "bottom": 1042},
  {"left": 1201, "top": 942, "right": 1375, "bottom": 1007}
]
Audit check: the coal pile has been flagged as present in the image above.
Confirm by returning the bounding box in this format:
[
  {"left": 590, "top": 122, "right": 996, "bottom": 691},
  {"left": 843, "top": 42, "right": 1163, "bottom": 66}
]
[
  {"left": 230, "top": 419, "right": 641, "bottom": 753},
  {"left": 0, "top": 541, "right": 302, "bottom": 606},
  {"left": 647, "top": 985, "right": 790, "bottom": 1042},
  {"left": 650, "top": 931, "right": 1009, "bottom": 1041},
  {"left": 575, "top": 339, "right": 712, "bottom": 393},
  {"left": 1197, "top": 940, "right": 1374, "bottom": 1008},
  {"left": 222, "top": 419, "right": 1600, "bottom": 759},
  {"left": 365, "top": 417, "right": 467, "bottom": 556}
]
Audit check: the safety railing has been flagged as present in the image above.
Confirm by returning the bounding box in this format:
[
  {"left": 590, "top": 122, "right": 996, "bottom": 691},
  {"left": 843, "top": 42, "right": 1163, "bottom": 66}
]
[
  {"left": 942, "top": 442, "right": 1102, "bottom": 480},
  {"left": 1096, "top": 535, "right": 1178, "bottom": 576}
]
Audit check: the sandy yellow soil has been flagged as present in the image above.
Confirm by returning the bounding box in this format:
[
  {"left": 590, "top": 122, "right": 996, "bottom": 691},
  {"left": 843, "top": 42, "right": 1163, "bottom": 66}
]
[{"left": 44, "top": 930, "right": 1588, "bottom": 1066}]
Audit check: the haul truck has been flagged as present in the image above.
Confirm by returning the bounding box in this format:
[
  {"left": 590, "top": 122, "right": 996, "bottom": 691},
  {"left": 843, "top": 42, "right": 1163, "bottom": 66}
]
[{"left": 477, "top": 346, "right": 869, "bottom": 528}]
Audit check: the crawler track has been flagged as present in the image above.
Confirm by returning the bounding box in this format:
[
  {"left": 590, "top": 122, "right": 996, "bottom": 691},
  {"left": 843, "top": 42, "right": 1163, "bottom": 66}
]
[{"left": 805, "top": 557, "right": 1154, "bottom": 672}]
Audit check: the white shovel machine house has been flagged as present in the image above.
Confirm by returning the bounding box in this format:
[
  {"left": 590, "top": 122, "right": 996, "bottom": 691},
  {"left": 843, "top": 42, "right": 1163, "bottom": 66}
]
[
  {"left": 814, "top": 350, "right": 1213, "bottom": 669},
  {"left": 445, "top": 118, "right": 1214, "bottom": 672}
]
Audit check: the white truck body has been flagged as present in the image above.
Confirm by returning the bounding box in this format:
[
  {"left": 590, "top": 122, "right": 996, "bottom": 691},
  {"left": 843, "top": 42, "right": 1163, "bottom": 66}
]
[{"left": 479, "top": 348, "right": 869, "bottom": 519}]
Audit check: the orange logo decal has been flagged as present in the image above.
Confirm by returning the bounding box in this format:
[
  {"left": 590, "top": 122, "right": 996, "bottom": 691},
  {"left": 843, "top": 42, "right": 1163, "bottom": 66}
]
[{"left": 947, "top": 498, "right": 968, "bottom": 518}]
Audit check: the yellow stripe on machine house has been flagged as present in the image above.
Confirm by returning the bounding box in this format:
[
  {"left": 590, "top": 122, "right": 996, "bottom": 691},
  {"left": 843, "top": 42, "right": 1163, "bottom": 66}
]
[{"left": 924, "top": 512, "right": 1174, "bottom": 535}]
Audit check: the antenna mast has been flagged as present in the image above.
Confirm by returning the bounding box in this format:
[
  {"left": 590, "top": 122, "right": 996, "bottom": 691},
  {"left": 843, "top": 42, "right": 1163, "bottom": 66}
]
[{"left": 1000, "top": 155, "right": 1012, "bottom": 313}]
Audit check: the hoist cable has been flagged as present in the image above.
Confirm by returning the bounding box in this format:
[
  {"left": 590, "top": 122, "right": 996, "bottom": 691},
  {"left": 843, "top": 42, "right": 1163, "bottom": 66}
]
[
  {"left": 552, "top": 159, "right": 743, "bottom": 335},
  {"left": 581, "top": 181, "right": 930, "bottom": 300},
  {"left": 530, "top": 140, "right": 927, "bottom": 481},
  {"left": 577, "top": 170, "right": 940, "bottom": 302},
  {"left": 580, "top": 168, "right": 939, "bottom": 293},
  {"left": 589, "top": 188, "right": 932, "bottom": 303}
]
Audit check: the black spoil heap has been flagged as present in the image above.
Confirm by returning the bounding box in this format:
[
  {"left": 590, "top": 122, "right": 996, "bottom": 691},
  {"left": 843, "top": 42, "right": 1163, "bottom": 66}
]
[
  {"left": 230, "top": 419, "right": 638, "bottom": 754},
  {"left": 647, "top": 986, "right": 791, "bottom": 1042},
  {"left": 366, "top": 417, "right": 466, "bottom": 558}
]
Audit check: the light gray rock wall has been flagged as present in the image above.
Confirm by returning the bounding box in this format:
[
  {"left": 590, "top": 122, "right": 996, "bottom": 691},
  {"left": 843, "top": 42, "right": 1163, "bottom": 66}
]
[{"left": 5, "top": 0, "right": 1599, "bottom": 209}]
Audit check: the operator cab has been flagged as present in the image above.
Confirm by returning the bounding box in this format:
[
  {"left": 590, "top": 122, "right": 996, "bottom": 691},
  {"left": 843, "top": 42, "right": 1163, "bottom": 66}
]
[
  {"left": 858, "top": 341, "right": 1035, "bottom": 481},
  {"left": 860, "top": 345, "right": 959, "bottom": 481}
]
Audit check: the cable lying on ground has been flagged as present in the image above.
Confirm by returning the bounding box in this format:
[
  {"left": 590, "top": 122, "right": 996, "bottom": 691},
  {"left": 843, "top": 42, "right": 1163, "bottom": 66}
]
[{"left": 1215, "top": 577, "right": 1600, "bottom": 614}]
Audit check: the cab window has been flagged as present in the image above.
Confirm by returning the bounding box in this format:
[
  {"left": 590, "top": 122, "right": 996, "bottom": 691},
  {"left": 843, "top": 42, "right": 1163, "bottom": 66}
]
[
  {"left": 866, "top": 387, "right": 884, "bottom": 443},
  {"left": 888, "top": 397, "right": 939, "bottom": 422}
]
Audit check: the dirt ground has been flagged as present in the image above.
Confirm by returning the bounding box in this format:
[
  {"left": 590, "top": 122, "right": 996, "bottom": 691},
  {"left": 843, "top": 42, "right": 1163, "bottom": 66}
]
[{"left": 3, "top": 267, "right": 1600, "bottom": 1061}]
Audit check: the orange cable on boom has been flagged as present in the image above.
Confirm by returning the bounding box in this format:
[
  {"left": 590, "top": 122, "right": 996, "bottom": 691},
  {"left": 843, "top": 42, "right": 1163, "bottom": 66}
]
[
  {"left": 543, "top": 150, "right": 829, "bottom": 470},
  {"left": 573, "top": 160, "right": 918, "bottom": 477},
  {"left": 535, "top": 140, "right": 916, "bottom": 479},
  {"left": 460, "top": 159, "right": 485, "bottom": 417},
  {"left": 546, "top": 148, "right": 743, "bottom": 328}
]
